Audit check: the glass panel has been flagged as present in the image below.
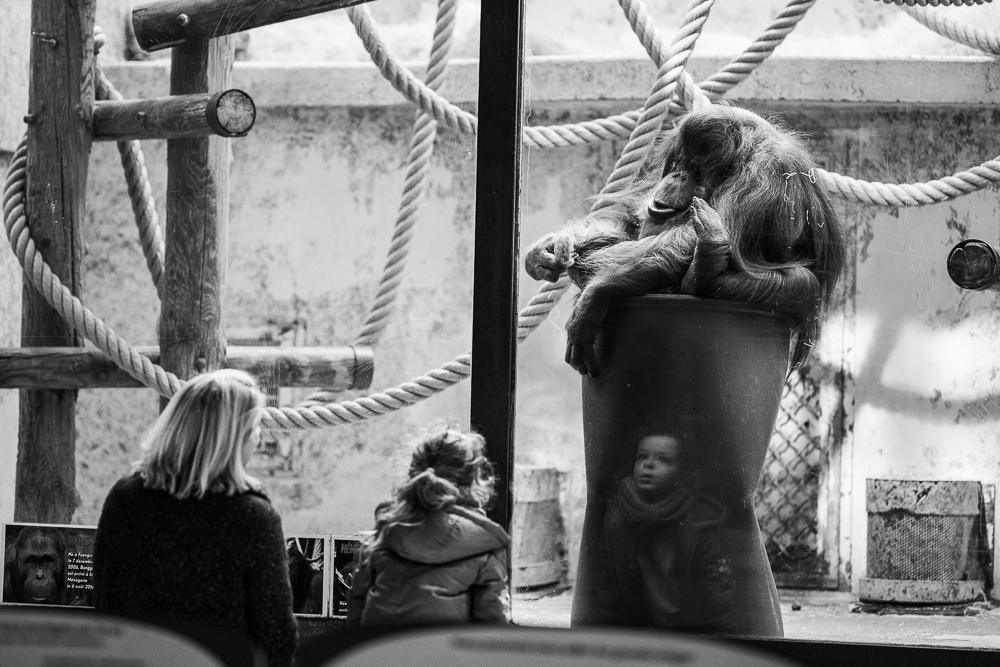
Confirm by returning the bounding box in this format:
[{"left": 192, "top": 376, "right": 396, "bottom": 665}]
[
  {"left": 6, "top": 0, "right": 993, "bottom": 656},
  {"left": 510, "top": 0, "right": 1000, "bottom": 647}
]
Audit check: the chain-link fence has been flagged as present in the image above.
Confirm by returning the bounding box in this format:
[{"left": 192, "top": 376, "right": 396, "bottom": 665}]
[{"left": 756, "top": 366, "right": 834, "bottom": 587}]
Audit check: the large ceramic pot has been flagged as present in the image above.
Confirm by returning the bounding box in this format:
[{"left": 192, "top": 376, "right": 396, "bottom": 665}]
[{"left": 571, "top": 294, "right": 789, "bottom": 637}]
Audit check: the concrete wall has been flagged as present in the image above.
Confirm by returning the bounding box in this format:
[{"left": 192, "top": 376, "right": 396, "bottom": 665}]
[
  {"left": 3, "top": 52, "right": 999, "bottom": 599},
  {"left": 820, "top": 106, "right": 1000, "bottom": 594}
]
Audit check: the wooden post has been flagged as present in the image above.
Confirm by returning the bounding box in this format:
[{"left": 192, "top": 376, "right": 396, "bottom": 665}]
[
  {"left": 159, "top": 36, "right": 233, "bottom": 387},
  {"left": 15, "top": 0, "right": 96, "bottom": 523},
  {"left": 470, "top": 0, "right": 524, "bottom": 533},
  {"left": 131, "top": 0, "right": 372, "bottom": 52}
]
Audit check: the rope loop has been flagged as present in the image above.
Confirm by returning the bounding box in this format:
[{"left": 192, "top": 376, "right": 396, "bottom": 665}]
[{"left": 898, "top": 3, "right": 1000, "bottom": 54}]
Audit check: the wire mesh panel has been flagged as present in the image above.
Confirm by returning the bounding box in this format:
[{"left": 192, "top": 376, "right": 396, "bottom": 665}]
[
  {"left": 755, "top": 366, "right": 834, "bottom": 587},
  {"left": 861, "top": 479, "right": 990, "bottom": 603},
  {"left": 868, "top": 512, "right": 985, "bottom": 581}
]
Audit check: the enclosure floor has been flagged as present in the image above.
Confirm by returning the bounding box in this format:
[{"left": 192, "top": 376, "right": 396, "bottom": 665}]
[{"left": 512, "top": 588, "right": 1000, "bottom": 649}]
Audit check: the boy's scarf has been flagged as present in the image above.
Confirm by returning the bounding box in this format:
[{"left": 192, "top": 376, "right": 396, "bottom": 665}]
[{"left": 616, "top": 477, "right": 697, "bottom": 531}]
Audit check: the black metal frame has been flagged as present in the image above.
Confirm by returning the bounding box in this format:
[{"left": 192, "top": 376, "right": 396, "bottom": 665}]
[
  {"left": 470, "top": 0, "right": 523, "bottom": 532},
  {"left": 294, "top": 625, "right": 1000, "bottom": 667}
]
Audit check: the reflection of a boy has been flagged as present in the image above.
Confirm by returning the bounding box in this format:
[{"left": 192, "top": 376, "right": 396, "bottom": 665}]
[{"left": 601, "top": 434, "right": 738, "bottom": 633}]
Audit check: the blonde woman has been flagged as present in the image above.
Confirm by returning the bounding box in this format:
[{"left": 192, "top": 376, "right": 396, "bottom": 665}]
[{"left": 93, "top": 369, "right": 297, "bottom": 667}]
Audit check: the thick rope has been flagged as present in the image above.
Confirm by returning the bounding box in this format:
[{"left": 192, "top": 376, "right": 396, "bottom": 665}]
[
  {"left": 313, "top": 0, "right": 1000, "bottom": 426},
  {"left": 815, "top": 161, "right": 1000, "bottom": 206},
  {"left": 95, "top": 67, "right": 166, "bottom": 297},
  {"left": 294, "top": 0, "right": 716, "bottom": 418},
  {"left": 3, "top": 138, "right": 182, "bottom": 397},
  {"left": 627, "top": 0, "right": 817, "bottom": 114},
  {"left": 899, "top": 4, "right": 1000, "bottom": 55},
  {"left": 1, "top": 17, "right": 481, "bottom": 429},
  {"left": 347, "top": 5, "right": 476, "bottom": 137},
  {"left": 303, "top": 0, "right": 458, "bottom": 406},
  {"left": 566, "top": 0, "right": 812, "bottom": 192},
  {"left": 352, "top": 0, "right": 457, "bottom": 349},
  {"left": 619, "top": 0, "right": 793, "bottom": 170},
  {"left": 3, "top": 138, "right": 482, "bottom": 430},
  {"left": 348, "top": 0, "right": 1000, "bottom": 207},
  {"left": 347, "top": 3, "right": 644, "bottom": 149},
  {"left": 621, "top": 0, "right": 1000, "bottom": 206},
  {"left": 59, "top": 16, "right": 597, "bottom": 426},
  {"left": 878, "top": 1, "right": 993, "bottom": 6},
  {"left": 10, "top": 4, "right": 1000, "bottom": 431},
  {"left": 591, "top": 0, "right": 715, "bottom": 212},
  {"left": 78, "top": 1, "right": 800, "bottom": 418},
  {"left": 346, "top": 1, "right": 816, "bottom": 150},
  {"left": 92, "top": 26, "right": 165, "bottom": 296},
  {"left": 609, "top": 0, "right": 814, "bottom": 193}
]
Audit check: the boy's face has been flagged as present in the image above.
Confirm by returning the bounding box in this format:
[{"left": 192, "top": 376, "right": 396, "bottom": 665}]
[{"left": 633, "top": 435, "right": 681, "bottom": 494}]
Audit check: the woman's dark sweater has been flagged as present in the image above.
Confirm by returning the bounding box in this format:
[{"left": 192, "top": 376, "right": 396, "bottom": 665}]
[{"left": 93, "top": 473, "right": 298, "bottom": 666}]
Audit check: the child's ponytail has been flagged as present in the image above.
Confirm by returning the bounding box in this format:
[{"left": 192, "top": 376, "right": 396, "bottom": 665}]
[
  {"left": 408, "top": 468, "right": 462, "bottom": 511},
  {"left": 356, "top": 425, "right": 496, "bottom": 570}
]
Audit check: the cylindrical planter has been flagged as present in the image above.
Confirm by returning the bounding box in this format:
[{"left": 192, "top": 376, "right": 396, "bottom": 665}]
[
  {"left": 571, "top": 295, "right": 788, "bottom": 637},
  {"left": 511, "top": 466, "right": 568, "bottom": 591}
]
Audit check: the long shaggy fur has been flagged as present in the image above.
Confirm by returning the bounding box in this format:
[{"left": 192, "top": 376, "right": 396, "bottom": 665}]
[{"left": 524, "top": 105, "right": 845, "bottom": 374}]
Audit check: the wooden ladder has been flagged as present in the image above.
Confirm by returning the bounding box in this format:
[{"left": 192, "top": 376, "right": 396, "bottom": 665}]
[{"left": 1, "top": 0, "right": 376, "bottom": 523}]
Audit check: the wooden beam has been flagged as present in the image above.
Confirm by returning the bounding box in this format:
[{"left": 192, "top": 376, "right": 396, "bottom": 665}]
[
  {"left": 93, "top": 89, "right": 255, "bottom": 142},
  {"left": 470, "top": 0, "right": 524, "bottom": 533},
  {"left": 131, "top": 0, "right": 373, "bottom": 53},
  {"left": 0, "top": 346, "right": 374, "bottom": 391},
  {"left": 159, "top": 36, "right": 233, "bottom": 391},
  {"left": 16, "top": 0, "right": 96, "bottom": 523}
]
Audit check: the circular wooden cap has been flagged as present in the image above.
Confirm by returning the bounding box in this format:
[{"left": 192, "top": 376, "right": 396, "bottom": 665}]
[{"left": 207, "top": 89, "right": 256, "bottom": 137}]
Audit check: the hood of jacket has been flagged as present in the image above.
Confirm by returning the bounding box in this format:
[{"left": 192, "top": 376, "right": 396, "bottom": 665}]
[{"left": 383, "top": 505, "right": 510, "bottom": 565}]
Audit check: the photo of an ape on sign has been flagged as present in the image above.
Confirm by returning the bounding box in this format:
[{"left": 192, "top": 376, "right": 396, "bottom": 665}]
[
  {"left": 2, "top": 523, "right": 97, "bottom": 608},
  {"left": 525, "top": 105, "right": 845, "bottom": 636}
]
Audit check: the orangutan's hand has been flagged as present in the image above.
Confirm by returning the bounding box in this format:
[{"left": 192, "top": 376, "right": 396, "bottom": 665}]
[{"left": 525, "top": 232, "right": 575, "bottom": 283}]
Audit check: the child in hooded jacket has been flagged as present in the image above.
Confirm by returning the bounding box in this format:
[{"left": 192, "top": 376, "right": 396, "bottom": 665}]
[{"left": 346, "top": 427, "right": 511, "bottom": 626}]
